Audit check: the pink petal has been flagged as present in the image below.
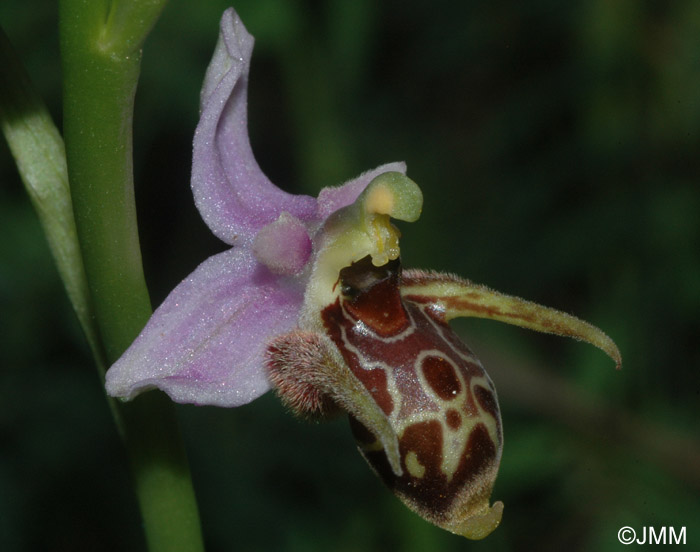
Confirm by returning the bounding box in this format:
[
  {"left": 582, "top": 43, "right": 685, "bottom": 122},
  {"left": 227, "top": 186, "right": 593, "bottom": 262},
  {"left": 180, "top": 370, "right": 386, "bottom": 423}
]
[
  {"left": 316, "top": 162, "right": 407, "bottom": 219},
  {"left": 252, "top": 212, "right": 312, "bottom": 275},
  {"left": 105, "top": 248, "right": 304, "bottom": 407},
  {"left": 192, "top": 8, "right": 317, "bottom": 246}
]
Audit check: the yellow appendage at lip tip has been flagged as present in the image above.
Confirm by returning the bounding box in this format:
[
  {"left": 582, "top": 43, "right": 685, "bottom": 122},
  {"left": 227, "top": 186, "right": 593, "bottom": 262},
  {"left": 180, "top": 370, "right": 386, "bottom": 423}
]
[{"left": 453, "top": 501, "right": 504, "bottom": 540}]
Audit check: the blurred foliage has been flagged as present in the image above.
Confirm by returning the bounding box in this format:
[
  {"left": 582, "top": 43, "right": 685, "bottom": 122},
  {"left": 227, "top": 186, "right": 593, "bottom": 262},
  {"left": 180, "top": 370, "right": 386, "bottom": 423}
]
[{"left": 1, "top": 0, "right": 699, "bottom": 551}]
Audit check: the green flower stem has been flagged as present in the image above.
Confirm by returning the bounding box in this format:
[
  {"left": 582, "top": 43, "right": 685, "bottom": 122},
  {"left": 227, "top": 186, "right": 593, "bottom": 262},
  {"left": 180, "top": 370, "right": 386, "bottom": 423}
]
[
  {"left": 59, "top": 0, "right": 153, "bottom": 362},
  {"left": 58, "top": 1, "right": 204, "bottom": 551}
]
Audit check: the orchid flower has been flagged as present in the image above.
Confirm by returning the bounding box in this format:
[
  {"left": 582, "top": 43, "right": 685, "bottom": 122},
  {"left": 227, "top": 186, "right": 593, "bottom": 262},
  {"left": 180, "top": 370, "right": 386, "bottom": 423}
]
[{"left": 105, "top": 8, "right": 621, "bottom": 540}]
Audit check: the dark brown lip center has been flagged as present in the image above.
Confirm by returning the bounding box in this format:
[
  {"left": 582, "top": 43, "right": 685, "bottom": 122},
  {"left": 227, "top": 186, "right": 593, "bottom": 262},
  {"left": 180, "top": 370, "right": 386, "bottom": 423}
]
[{"left": 339, "top": 255, "right": 401, "bottom": 299}]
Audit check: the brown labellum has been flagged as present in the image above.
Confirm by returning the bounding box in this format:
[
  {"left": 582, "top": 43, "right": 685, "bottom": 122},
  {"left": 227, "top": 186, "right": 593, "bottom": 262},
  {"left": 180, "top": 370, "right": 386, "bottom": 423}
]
[
  {"left": 267, "top": 249, "right": 621, "bottom": 539},
  {"left": 265, "top": 169, "right": 622, "bottom": 540},
  {"left": 323, "top": 256, "right": 504, "bottom": 539},
  {"left": 267, "top": 257, "right": 504, "bottom": 538}
]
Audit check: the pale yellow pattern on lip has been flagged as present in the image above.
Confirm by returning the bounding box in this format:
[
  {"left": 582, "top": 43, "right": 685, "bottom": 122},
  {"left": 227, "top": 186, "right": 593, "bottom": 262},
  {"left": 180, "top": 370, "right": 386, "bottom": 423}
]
[{"left": 405, "top": 451, "right": 426, "bottom": 478}]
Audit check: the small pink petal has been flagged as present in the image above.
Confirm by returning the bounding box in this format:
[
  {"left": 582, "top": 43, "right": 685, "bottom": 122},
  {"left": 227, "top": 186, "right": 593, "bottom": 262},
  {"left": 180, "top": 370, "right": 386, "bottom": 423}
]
[
  {"left": 252, "top": 212, "right": 312, "bottom": 275},
  {"left": 317, "top": 162, "right": 407, "bottom": 219},
  {"left": 105, "top": 248, "right": 304, "bottom": 407}
]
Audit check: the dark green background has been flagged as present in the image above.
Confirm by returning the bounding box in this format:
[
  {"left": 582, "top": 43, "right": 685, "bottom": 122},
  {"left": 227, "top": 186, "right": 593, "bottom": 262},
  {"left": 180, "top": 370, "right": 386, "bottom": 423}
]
[{"left": 2, "top": 1, "right": 699, "bottom": 550}]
